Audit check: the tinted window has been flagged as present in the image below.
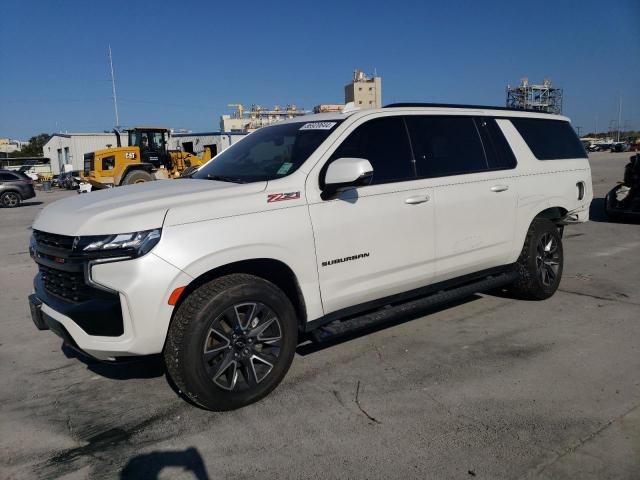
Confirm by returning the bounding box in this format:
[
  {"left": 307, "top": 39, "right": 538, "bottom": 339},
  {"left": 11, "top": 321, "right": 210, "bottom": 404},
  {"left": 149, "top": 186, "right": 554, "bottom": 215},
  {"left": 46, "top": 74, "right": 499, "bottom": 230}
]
[
  {"left": 475, "top": 118, "right": 517, "bottom": 170},
  {"left": 0, "top": 172, "right": 18, "bottom": 181},
  {"left": 406, "top": 116, "right": 488, "bottom": 177},
  {"left": 329, "top": 116, "right": 414, "bottom": 185},
  {"left": 195, "top": 121, "right": 341, "bottom": 183},
  {"left": 510, "top": 118, "right": 587, "bottom": 160}
]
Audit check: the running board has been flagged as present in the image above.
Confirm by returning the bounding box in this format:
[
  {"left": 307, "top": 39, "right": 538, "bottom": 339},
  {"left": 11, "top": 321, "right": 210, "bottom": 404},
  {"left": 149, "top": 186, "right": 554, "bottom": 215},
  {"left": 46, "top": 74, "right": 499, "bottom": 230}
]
[{"left": 310, "top": 271, "right": 519, "bottom": 342}]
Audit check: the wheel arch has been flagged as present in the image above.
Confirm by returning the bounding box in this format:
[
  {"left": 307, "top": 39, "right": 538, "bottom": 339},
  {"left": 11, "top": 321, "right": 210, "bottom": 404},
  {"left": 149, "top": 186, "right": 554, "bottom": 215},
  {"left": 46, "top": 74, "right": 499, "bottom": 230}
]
[
  {"left": 1, "top": 188, "right": 22, "bottom": 197},
  {"left": 510, "top": 205, "right": 570, "bottom": 262},
  {"left": 176, "top": 258, "right": 308, "bottom": 329},
  {"left": 533, "top": 206, "right": 568, "bottom": 224},
  {"left": 116, "top": 163, "right": 155, "bottom": 185}
]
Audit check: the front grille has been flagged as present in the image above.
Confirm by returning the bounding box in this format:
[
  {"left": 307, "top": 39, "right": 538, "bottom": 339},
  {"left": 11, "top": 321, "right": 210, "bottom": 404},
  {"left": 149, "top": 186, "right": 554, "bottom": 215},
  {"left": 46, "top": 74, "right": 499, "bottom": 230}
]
[
  {"left": 33, "top": 230, "right": 75, "bottom": 251},
  {"left": 38, "top": 264, "right": 92, "bottom": 302}
]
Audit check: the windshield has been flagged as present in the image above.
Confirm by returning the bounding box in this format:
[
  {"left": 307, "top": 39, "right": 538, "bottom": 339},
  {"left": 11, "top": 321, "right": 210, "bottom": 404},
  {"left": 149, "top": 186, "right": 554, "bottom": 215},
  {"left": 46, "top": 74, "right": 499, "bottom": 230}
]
[
  {"left": 193, "top": 121, "right": 342, "bottom": 183},
  {"left": 129, "top": 130, "right": 165, "bottom": 151}
]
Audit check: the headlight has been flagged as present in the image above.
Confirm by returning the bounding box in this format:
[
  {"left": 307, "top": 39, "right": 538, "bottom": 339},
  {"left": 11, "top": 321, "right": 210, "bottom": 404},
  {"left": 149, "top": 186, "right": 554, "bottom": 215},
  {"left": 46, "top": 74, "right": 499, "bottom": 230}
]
[
  {"left": 82, "top": 229, "right": 161, "bottom": 257},
  {"left": 29, "top": 233, "right": 36, "bottom": 258}
]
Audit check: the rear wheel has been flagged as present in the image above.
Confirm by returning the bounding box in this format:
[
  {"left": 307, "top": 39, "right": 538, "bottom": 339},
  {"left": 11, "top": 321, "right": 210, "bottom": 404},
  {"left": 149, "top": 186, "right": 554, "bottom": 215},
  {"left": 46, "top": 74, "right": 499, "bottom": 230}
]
[
  {"left": 164, "top": 274, "right": 298, "bottom": 411},
  {"left": 510, "top": 219, "right": 563, "bottom": 300},
  {"left": 1, "top": 191, "right": 21, "bottom": 208},
  {"left": 121, "top": 170, "right": 154, "bottom": 185}
]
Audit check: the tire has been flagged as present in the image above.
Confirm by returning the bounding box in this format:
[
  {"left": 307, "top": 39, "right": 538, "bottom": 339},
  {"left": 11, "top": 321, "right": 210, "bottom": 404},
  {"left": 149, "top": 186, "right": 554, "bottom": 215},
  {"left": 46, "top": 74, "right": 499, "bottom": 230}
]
[
  {"left": 180, "top": 166, "right": 199, "bottom": 178},
  {"left": 510, "top": 218, "right": 563, "bottom": 300},
  {"left": 121, "top": 170, "right": 154, "bottom": 185},
  {"left": 1, "top": 191, "right": 21, "bottom": 208},
  {"left": 164, "top": 274, "right": 298, "bottom": 411}
]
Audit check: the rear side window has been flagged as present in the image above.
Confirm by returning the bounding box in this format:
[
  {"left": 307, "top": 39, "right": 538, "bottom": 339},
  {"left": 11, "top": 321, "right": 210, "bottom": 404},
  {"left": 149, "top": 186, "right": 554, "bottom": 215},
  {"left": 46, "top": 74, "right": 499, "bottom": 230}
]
[
  {"left": 475, "top": 118, "right": 517, "bottom": 170},
  {"left": 406, "top": 116, "right": 488, "bottom": 177},
  {"left": 0, "top": 172, "right": 18, "bottom": 181},
  {"left": 510, "top": 118, "right": 587, "bottom": 160},
  {"left": 329, "top": 116, "right": 414, "bottom": 185}
]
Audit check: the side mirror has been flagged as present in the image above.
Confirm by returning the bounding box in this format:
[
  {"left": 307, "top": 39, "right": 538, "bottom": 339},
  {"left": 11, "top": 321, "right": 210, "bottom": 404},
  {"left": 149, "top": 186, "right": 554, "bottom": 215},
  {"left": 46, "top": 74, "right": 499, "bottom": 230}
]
[
  {"left": 324, "top": 157, "right": 373, "bottom": 190},
  {"left": 322, "top": 157, "right": 373, "bottom": 199}
]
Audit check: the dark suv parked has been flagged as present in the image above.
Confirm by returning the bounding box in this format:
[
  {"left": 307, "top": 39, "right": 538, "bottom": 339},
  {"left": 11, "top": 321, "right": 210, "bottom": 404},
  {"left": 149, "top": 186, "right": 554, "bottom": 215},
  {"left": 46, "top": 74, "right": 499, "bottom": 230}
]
[{"left": 0, "top": 170, "right": 36, "bottom": 208}]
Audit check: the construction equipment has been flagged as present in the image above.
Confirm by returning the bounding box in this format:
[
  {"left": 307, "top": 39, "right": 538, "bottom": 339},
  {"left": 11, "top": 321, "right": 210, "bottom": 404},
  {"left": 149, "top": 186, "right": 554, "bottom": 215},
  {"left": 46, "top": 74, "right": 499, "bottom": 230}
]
[{"left": 83, "top": 127, "right": 214, "bottom": 189}]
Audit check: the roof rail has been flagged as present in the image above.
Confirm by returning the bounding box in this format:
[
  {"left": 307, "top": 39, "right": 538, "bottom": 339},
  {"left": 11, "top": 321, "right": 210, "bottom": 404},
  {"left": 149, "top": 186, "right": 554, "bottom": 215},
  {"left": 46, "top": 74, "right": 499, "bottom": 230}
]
[{"left": 383, "top": 103, "right": 553, "bottom": 114}]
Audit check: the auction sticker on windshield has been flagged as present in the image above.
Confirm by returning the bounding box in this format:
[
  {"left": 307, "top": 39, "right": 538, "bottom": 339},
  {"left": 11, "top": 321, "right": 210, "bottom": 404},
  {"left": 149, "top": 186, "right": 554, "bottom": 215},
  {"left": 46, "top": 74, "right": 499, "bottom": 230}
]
[{"left": 299, "top": 122, "right": 337, "bottom": 130}]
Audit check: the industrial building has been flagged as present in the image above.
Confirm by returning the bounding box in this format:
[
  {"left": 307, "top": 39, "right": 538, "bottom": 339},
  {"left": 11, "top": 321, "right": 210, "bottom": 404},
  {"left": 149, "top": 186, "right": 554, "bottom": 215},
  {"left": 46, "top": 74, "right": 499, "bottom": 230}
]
[
  {"left": 506, "top": 78, "right": 563, "bottom": 114},
  {"left": 220, "top": 104, "right": 309, "bottom": 133},
  {"left": 43, "top": 131, "right": 245, "bottom": 175},
  {"left": 168, "top": 131, "right": 247, "bottom": 157},
  {"left": 223, "top": 69, "right": 383, "bottom": 131},
  {"left": 43, "top": 132, "right": 125, "bottom": 174},
  {"left": 345, "top": 69, "right": 382, "bottom": 109},
  {"left": 0, "top": 138, "right": 26, "bottom": 156}
]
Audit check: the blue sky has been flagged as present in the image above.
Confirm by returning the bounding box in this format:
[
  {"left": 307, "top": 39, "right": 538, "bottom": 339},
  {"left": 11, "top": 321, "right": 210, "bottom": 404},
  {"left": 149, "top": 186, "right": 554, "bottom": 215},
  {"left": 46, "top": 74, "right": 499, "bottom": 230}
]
[{"left": 1, "top": 0, "right": 638, "bottom": 140}]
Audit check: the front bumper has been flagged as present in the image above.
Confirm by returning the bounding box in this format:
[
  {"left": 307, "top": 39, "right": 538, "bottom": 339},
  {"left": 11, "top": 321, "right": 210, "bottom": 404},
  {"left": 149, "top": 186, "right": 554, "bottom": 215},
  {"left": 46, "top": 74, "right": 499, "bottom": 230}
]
[{"left": 30, "top": 252, "right": 193, "bottom": 361}]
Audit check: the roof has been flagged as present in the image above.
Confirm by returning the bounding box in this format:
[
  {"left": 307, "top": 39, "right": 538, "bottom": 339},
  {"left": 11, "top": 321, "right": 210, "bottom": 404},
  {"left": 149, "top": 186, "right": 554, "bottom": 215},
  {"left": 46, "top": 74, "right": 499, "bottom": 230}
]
[
  {"left": 128, "top": 126, "right": 170, "bottom": 131},
  {"left": 49, "top": 132, "right": 119, "bottom": 138},
  {"left": 384, "top": 102, "right": 554, "bottom": 113},
  {"left": 273, "top": 104, "right": 567, "bottom": 125},
  {"left": 171, "top": 131, "right": 248, "bottom": 137}
]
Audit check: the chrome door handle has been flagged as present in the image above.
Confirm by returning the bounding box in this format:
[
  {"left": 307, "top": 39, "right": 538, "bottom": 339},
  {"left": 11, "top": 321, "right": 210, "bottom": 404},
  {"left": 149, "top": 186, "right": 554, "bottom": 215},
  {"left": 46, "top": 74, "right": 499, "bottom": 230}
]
[
  {"left": 405, "top": 195, "right": 430, "bottom": 205},
  {"left": 490, "top": 185, "right": 509, "bottom": 192}
]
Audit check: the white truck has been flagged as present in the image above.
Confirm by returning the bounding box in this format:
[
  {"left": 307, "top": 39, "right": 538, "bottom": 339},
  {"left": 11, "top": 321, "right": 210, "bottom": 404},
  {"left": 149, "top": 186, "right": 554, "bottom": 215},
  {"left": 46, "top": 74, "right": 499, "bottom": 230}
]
[{"left": 28, "top": 104, "right": 592, "bottom": 410}]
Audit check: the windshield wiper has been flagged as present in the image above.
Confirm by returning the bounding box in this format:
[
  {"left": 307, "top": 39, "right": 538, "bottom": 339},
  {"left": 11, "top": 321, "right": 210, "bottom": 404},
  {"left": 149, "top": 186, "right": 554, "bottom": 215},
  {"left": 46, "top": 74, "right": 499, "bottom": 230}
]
[{"left": 206, "top": 174, "right": 245, "bottom": 184}]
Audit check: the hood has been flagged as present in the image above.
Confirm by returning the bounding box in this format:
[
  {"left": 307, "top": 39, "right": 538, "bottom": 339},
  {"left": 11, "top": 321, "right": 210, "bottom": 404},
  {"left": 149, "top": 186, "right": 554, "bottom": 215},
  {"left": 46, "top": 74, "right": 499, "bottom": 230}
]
[{"left": 33, "top": 179, "right": 266, "bottom": 236}]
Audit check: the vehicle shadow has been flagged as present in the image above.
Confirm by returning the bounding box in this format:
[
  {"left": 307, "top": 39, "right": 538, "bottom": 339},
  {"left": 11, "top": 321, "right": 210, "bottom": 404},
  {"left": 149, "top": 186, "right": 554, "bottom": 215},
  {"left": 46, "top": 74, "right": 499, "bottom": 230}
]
[
  {"left": 589, "top": 197, "right": 608, "bottom": 222},
  {"left": 59, "top": 293, "right": 482, "bottom": 384},
  {"left": 19, "top": 201, "right": 44, "bottom": 207},
  {"left": 62, "top": 344, "right": 165, "bottom": 380},
  {"left": 120, "top": 447, "right": 210, "bottom": 479},
  {"left": 297, "top": 294, "right": 480, "bottom": 356},
  {"left": 590, "top": 196, "right": 640, "bottom": 224}
]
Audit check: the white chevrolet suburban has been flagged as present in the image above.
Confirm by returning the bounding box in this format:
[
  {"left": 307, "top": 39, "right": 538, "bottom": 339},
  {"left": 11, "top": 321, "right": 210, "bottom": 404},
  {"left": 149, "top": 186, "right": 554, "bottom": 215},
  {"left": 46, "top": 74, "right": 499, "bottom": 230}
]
[{"left": 28, "top": 104, "right": 592, "bottom": 410}]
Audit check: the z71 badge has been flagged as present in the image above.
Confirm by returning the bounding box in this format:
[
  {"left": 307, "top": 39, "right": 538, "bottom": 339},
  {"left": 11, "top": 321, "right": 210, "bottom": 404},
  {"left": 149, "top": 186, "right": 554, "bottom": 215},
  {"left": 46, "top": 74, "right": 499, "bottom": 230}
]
[{"left": 267, "top": 192, "right": 301, "bottom": 203}]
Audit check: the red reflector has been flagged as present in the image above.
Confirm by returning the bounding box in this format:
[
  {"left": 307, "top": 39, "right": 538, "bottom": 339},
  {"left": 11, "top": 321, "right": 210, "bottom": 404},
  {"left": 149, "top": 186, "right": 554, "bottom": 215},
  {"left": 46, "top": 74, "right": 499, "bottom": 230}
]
[{"left": 168, "top": 286, "right": 186, "bottom": 306}]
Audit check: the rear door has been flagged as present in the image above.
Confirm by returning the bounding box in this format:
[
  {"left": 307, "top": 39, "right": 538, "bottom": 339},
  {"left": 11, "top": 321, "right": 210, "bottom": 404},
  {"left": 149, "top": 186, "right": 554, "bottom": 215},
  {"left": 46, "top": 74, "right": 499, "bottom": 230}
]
[{"left": 406, "top": 115, "right": 518, "bottom": 281}]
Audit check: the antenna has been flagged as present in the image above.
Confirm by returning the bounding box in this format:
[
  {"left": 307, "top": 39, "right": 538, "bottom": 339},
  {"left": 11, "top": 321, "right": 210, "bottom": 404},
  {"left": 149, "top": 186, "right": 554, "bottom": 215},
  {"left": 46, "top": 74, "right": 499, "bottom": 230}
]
[{"left": 108, "top": 45, "right": 120, "bottom": 130}]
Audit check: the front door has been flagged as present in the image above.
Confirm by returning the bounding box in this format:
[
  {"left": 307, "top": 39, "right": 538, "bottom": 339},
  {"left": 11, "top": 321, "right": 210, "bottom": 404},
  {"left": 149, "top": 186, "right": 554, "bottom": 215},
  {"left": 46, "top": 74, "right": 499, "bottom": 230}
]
[{"left": 307, "top": 116, "right": 436, "bottom": 315}]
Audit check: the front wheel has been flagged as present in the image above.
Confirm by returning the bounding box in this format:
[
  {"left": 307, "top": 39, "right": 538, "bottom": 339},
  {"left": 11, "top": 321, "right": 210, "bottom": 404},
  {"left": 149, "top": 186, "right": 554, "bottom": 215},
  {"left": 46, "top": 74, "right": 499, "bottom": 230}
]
[
  {"left": 164, "top": 274, "right": 298, "bottom": 411},
  {"left": 510, "top": 219, "right": 563, "bottom": 300},
  {"left": 1, "top": 191, "right": 21, "bottom": 208},
  {"left": 121, "top": 170, "right": 154, "bottom": 185}
]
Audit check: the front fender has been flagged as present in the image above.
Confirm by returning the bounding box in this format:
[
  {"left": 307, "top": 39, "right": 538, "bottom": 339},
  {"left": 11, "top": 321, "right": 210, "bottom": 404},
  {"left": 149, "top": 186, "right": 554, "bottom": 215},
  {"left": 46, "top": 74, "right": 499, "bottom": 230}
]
[{"left": 153, "top": 206, "right": 323, "bottom": 322}]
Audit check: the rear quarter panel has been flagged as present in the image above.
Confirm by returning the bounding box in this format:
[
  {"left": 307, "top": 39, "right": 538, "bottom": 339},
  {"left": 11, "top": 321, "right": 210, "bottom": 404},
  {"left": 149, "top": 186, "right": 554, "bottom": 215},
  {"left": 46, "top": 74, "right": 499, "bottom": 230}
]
[{"left": 498, "top": 119, "right": 593, "bottom": 262}]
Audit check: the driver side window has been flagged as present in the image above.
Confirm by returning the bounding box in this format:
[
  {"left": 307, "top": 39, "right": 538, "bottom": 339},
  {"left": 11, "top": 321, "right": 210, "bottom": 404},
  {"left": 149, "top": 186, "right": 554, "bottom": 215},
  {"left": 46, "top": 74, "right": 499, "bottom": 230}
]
[{"left": 328, "top": 116, "right": 415, "bottom": 185}]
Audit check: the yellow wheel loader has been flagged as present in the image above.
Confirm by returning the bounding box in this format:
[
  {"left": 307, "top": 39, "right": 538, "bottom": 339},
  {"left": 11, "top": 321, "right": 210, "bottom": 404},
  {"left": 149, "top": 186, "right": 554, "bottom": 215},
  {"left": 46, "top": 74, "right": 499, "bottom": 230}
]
[{"left": 82, "top": 127, "right": 214, "bottom": 189}]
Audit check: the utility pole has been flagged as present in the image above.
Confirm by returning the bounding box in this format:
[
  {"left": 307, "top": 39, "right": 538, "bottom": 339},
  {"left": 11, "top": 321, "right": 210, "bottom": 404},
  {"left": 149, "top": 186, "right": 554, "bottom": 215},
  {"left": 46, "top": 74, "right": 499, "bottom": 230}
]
[
  {"left": 608, "top": 120, "right": 616, "bottom": 140},
  {"left": 595, "top": 116, "right": 598, "bottom": 138},
  {"left": 108, "top": 45, "right": 120, "bottom": 130},
  {"left": 616, "top": 91, "right": 622, "bottom": 142},
  {"left": 575, "top": 125, "right": 582, "bottom": 137}
]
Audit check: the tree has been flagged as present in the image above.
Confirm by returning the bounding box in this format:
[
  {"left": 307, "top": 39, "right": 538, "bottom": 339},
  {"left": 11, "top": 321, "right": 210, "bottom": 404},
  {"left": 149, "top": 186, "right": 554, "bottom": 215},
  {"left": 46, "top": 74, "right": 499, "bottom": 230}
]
[{"left": 11, "top": 133, "right": 51, "bottom": 157}]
